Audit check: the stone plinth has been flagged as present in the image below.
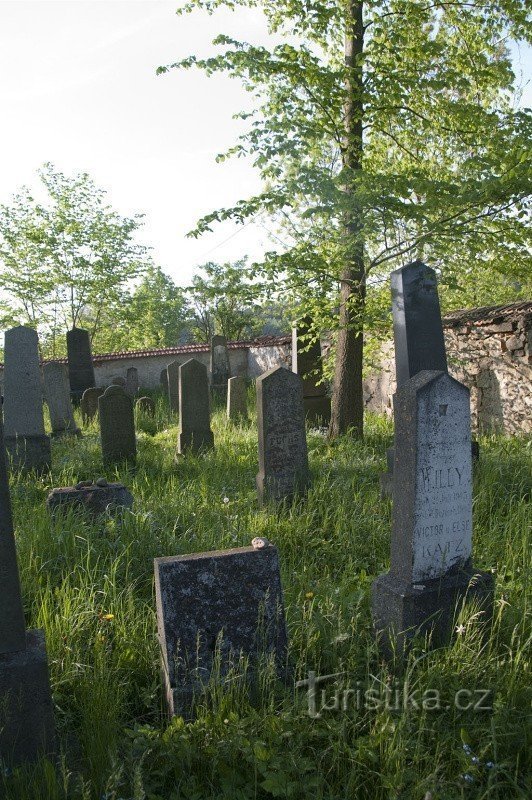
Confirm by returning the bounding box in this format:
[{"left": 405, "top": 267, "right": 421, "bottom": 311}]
[{"left": 47, "top": 481, "right": 133, "bottom": 517}]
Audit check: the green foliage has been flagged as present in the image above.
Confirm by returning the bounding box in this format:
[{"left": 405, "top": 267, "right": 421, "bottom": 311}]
[{"left": 1, "top": 406, "right": 530, "bottom": 798}]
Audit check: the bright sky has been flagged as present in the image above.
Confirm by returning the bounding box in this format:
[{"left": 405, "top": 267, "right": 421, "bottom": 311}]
[{"left": 0, "top": 1, "right": 530, "bottom": 287}]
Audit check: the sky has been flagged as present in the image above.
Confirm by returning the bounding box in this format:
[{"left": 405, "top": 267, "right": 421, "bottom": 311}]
[{"left": 0, "top": 1, "right": 530, "bottom": 287}]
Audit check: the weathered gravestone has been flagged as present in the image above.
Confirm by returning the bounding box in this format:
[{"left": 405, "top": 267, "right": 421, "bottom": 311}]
[
  {"left": 0, "top": 414, "right": 55, "bottom": 765},
  {"left": 47, "top": 478, "right": 133, "bottom": 517},
  {"left": 125, "top": 367, "right": 139, "bottom": 398},
  {"left": 154, "top": 542, "right": 288, "bottom": 718},
  {"left": 3, "top": 326, "right": 51, "bottom": 473},
  {"left": 227, "top": 375, "right": 248, "bottom": 422},
  {"left": 43, "top": 361, "right": 80, "bottom": 437},
  {"left": 372, "top": 371, "right": 493, "bottom": 656},
  {"left": 136, "top": 396, "right": 156, "bottom": 417},
  {"left": 110, "top": 376, "right": 126, "bottom": 388},
  {"left": 176, "top": 359, "right": 214, "bottom": 455},
  {"left": 81, "top": 387, "right": 104, "bottom": 424},
  {"left": 160, "top": 368, "right": 169, "bottom": 393},
  {"left": 98, "top": 385, "right": 136, "bottom": 466},
  {"left": 66, "top": 327, "right": 95, "bottom": 400},
  {"left": 292, "top": 317, "right": 331, "bottom": 425},
  {"left": 210, "top": 335, "right": 230, "bottom": 398},
  {"left": 256, "top": 367, "right": 310, "bottom": 504},
  {"left": 167, "top": 360, "right": 180, "bottom": 414}
]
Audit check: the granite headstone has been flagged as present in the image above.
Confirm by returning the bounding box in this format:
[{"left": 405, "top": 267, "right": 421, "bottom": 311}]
[
  {"left": 227, "top": 375, "right": 248, "bottom": 422},
  {"left": 292, "top": 317, "right": 330, "bottom": 425},
  {"left": 176, "top": 359, "right": 214, "bottom": 455},
  {"left": 43, "top": 361, "right": 80, "bottom": 437},
  {"left": 125, "top": 367, "right": 139, "bottom": 398},
  {"left": 98, "top": 385, "right": 136, "bottom": 466},
  {"left": 167, "top": 360, "right": 180, "bottom": 414},
  {"left": 81, "top": 387, "right": 104, "bottom": 424},
  {"left": 210, "top": 335, "right": 230, "bottom": 398},
  {"left": 136, "top": 396, "right": 156, "bottom": 417},
  {"left": 66, "top": 327, "right": 95, "bottom": 400}
]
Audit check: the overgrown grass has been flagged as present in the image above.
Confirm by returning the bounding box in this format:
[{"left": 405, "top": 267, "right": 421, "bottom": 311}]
[{"left": 2, "top": 395, "right": 531, "bottom": 799}]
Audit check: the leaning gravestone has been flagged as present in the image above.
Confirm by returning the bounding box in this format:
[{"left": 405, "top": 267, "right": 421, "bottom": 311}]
[
  {"left": 227, "top": 375, "right": 248, "bottom": 422},
  {"left": 292, "top": 317, "right": 331, "bottom": 425},
  {"left": 81, "top": 387, "right": 104, "bottom": 424},
  {"left": 210, "top": 335, "right": 230, "bottom": 398},
  {"left": 256, "top": 367, "right": 310, "bottom": 504},
  {"left": 98, "top": 385, "right": 136, "bottom": 466},
  {"left": 380, "top": 262, "right": 448, "bottom": 499},
  {"left": 66, "top": 327, "right": 95, "bottom": 401},
  {"left": 154, "top": 542, "right": 288, "bottom": 718},
  {"left": 136, "top": 396, "right": 156, "bottom": 417},
  {"left": 372, "top": 371, "right": 493, "bottom": 656},
  {"left": 43, "top": 361, "right": 80, "bottom": 437},
  {"left": 125, "top": 367, "right": 139, "bottom": 397},
  {"left": 0, "top": 414, "right": 55, "bottom": 765},
  {"left": 3, "top": 326, "right": 51, "bottom": 473},
  {"left": 167, "top": 360, "right": 180, "bottom": 414},
  {"left": 176, "top": 359, "right": 214, "bottom": 455}
]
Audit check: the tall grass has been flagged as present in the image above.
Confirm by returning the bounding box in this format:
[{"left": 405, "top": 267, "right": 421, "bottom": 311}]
[{"left": 2, "top": 396, "right": 530, "bottom": 799}]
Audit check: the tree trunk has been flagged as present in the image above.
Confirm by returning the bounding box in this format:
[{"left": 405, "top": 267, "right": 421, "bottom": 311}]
[{"left": 329, "top": 0, "right": 365, "bottom": 439}]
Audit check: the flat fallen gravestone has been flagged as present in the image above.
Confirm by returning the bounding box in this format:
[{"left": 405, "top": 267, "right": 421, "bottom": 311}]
[
  {"left": 3, "top": 326, "right": 51, "bottom": 474},
  {"left": 98, "top": 385, "right": 136, "bottom": 466},
  {"left": 227, "top": 375, "right": 248, "bottom": 422},
  {"left": 0, "top": 414, "right": 55, "bottom": 765},
  {"left": 372, "top": 371, "right": 493, "bottom": 656},
  {"left": 167, "top": 360, "right": 180, "bottom": 414},
  {"left": 47, "top": 479, "right": 133, "bottom": 517},
  {"left": 81, "top": 387, "right": 104, "bottom": 424},
  {"left": 177, "top": 359, "right": 214, "bottom": 455},
  {"left": 154, "top": 543, "right": 288, "bottom": 718},
  {"left": 43, "top": 361, "right": 80, "bottom": 437},
  {"left": 256, "top": 367, "right": 310, "bottom": 504},
  {"left": 66, "top": 327, "right": 95, "bottom": 400}
]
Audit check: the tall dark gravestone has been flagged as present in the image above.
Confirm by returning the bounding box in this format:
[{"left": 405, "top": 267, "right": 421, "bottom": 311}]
[
  {"left": 66, "top": 327, "right": 95, "bottom": 400},
  {"left": 210, "top": 335, "right": 230, "bottom": 398},
  {"left": 256, "top": 367, "right": 310, "bottom": 505},
  {"left": 43, "top": 361, "right": 80, "bottom": 437},
  {"left": 3, "top": 326, "right": 51, "bottom": 474},
  {"left": 177, "top": 359, "right": 214, "bottom": 455},
  {"left": 0, "top": 415, "right": 55, "bottom": 764},
  {"left": 98, "top": 385, "right": 136, "bottom": 466},
  {"left": 372, "top": 371, "right": 493, "bottom": 656},
  {"left": 380, "top": 262, "right": 448, "bottom": 499},
  {"left": 292, "top": 317, "right": 331, "bottom": 425},
  {"left": 154, "top": 543, "right": 288, "bottom": 719},
  {"left": 167, "top": 360, "right": 180, "bottom": 414}
]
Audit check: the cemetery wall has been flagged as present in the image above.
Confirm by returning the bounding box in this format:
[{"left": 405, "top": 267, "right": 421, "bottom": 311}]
[{"left": 363, "top": 301, "right": 532, "bottom": 435}]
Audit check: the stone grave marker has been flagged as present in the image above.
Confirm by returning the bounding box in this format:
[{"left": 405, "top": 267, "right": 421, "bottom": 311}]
[
  {"left": 256, "top": 367, "right": 310, "bottom": 504},
  {"left": 66, "top": 327, "right": 95, "bottom": 400},
  {"left": 110, "top": 376, "right": 126, "bottom": 388},
  {"left": 160, "top": 368, "right": 169, "bottom": 393},
  {"left": 81, "top": 387, "right": 104, "bottom": 424},
  {"left": 167, "top": 360, "right": 180, "bottom": 414},
  {"left": 3, "top": 326, "right": 51, "bottom": 473},
  {"left": 136, "top": 396, "right": 156, "bottom": 417},
  {"left": 210, "top": 335, "right": 230, "bottom": 398},
  {"left": 47, "top": 478, "right": 133, "bottom": 517},
  {"left": 292, "top": 317, "right": 330, "bottom": 425},
  {"left": 0, "top": 414, "right": 55, "bottom": 764},
  {"left": 176, "top": 359, "right": 214, "bottom": 455},
  {"left": 98, "top": 385, "right": 136, "bottom": 466},
  {"left": 154, "top": 542, "right": 288, "bottom": 718},
  {"left": 227, "top": 375, "right": 248, "bottom": 422},
  {"left": 43, "top": 361, "right": 80, "bottom": 437},
  {"left": 372, "top": 371, "right": 493, "bottom": 656},
  {"left": 125, "top": 367, "right": 139, "bottom": 397}
]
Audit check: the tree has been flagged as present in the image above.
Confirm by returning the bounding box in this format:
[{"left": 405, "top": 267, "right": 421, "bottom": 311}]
[{"left": 159, "top": 0, "right": 531, "bottom": 438}]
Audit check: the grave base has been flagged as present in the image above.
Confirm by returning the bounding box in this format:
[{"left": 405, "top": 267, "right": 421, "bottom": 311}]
[
  {"left": 0, "top": 629, "right": 55, "bottom": 766},
  {"left": 47, "top": 482, "right": 133, "bottom": 516},
  {"left": 256, "top": 471, "right": 310, "bottom": 506},
  {"left": 372, "top": 569, "right": 494, "bottom": 659},
  {"left": 5, "top": 434, "right": 51, "bottom": 475},
  {"left": 303, "top": 395, "right": 331, "bottom": 426},
  {"left": 177, "top": 430, "right": 214, "bottom": 455}
]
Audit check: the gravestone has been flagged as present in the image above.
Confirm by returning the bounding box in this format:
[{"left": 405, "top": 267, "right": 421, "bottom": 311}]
[
  {"left": 110, "top": 376, "right": 126, "bottom": 388},
  {"left": 256, "top": 367, "right": 310, "bottom": 504},
  {"left": 3, "top": 326, "right": 51, "bottom": 473},
  {"left": 227, "top": 375, "right": 248, "bottom": 422},
  {"left": 167, "top": 360, "right": 180, "bottom": 414},
  {"left": 81, "top": 387, "right": 104, "bottom": 424},
  {"left": 125, "top": 367, "right": 139, "bottom": 397},
  {"left": 98, "top": 385, "right": 136, "bottom": 466},
  {"left": 136, "top": 396, "right": 156, "bottom": 417},
  {"left": 372, "top": 371, "right": 493, "bottom": 656},
  {"left": 0, "top": 414, "right": 55, "bottom": 764},
  {"left": 292, "top": 317, "right": 331, "bottom": 425},
  {"left": 154, "top": 542, "right": 288, "bottom": 718},
  {"left": 47, "top": 479, "right": 133, "bottom": 517},
  {"left": 160, "top": 368, "right": 169, "bottom": 393},
  {"left": 210, "top": 335, "right": 230, "bottom": 398},
  {"left": 43, "top": 361, "right": 80, "bottom": 437},
  {"left": 66, "top": 327, "right": 95, "bottom": 400},
  {"left": 177, "top": 359, "right": 214, "bottom": 455}
]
